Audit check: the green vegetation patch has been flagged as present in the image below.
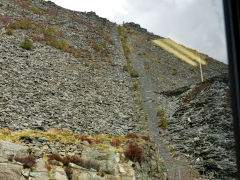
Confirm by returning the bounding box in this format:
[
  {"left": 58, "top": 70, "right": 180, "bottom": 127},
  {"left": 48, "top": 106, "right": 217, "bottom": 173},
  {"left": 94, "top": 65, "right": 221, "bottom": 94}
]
[
  {"left": 46, "top": 38, "right": 69, "bottom": 51},
  {"left": 10, "top": 20, "right": 61, "bottom": 37},
  {"left": 172, "top": 69, "right": 178, "bottom": 75},
  {"left": 5, "top": 28, "right": 15, "bottom": 35},
  {"left": 130, "top": 69, "right": 140, "bottom": 78},
  {"left": 11, "top": 20, "right": 34, "bottom": 29},
  {"left": 157, "top": 109, "right": 168, "bottom": 129},
  {"left": 158, "top": 117, "right": 168, "bottom": 129},
  {"left": 9, "top": 19, "right": 83, "bottom": 58},
  {"left": 133, "top": 81, "right": 139, "bottom": 91},
  {"left": 157, "top": 109, "right": 165, "bottom": 117},
  {"left": 20, "top": 37, "right": 34, "bottom": 50},
  {"left": 122, "top": 63, "right": 140, "bottom": 77},
  {"left": 118, "top": 25, "right": 130, "bottom": 60},
  {"left": 92, "top": 43, "right": 110, "bottom": 57}
]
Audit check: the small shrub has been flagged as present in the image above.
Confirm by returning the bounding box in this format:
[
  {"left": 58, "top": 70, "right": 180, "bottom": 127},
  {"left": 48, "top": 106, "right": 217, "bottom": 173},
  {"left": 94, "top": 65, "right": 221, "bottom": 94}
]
[
  {"left": 172, "top": 69, "right": 177, "bottom": 75},
  {"left": 130, "top": 69, "right": 140, "bottom": 78},
  {"left": 45, "top": 38, "right": 69, "bottom": 51},
  {"left": 133, "top": 81, "right": 139, "bottom": 91},
  {"left": 14, "top": 155, "right": 36, "bottom": 168},
  {"left": 47, "top": 153, "right": 62, "bottom": 162},
  {"left": 20, "top": 37, "right": 34, "bottom": 50},
  {"left": 11, "top": 20, "right": 34, "bottom": 29},
  {"left": 158, "top": 117, "right": 168, "bottom": 129},
  {"left": 28, "top": 6, "right": 42, "bottom": 15},
  {"left": 124, "top": 143, "right": 144, "bottom": 163},
  {"left": 5, "top": 28, "right": 15, "bottom": 35},
  {"left": 157, "top": 109, "right": 164, "bottom": 117},
  {"left": 92, "top": 43, "right": 106, "bottom": 52},
  {"left": 169, "top": 147, "right": 176, "bottom": 153},
  {"left": 126, "top": 133, "right": 138, "bottom": 139},
  {"left": 61, "top": 156, "right": 71, "bottom": 166},
  {"left": 43, "top": 26, "right": 58, "bottom": 36},
  {"left": 111, "top": 138, "right": 121, "bottom": 146},
  {"left": 84, "top": 61, "right": 90, "bottom": 67}
]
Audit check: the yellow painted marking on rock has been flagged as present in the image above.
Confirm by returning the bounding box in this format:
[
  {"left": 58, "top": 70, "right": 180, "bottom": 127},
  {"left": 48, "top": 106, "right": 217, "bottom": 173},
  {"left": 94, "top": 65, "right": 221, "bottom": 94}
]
[
  {"left": 163, "top": 38, "right": 207, "bottom": 65},
  {"left": 152, "top": 39, "right": 197, "bottom": 66},
  {"left": 152, "top": 38, "right": 207, "bottom": 66}
]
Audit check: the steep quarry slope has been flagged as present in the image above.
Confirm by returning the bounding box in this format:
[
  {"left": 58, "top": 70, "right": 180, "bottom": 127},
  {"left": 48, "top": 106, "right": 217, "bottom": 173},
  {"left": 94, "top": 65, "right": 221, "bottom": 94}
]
[
  {"left": 124, "top": 23, "right": 236, "bottom": 179},
  {"left": 0, "top": 0, "right": 168, "bottom": 179},
  {"left": 0, "top": 0, "right": 236, "bottom": 179},
  {"left": 0, "top": 0, "right": 146, "bottom": 135}
]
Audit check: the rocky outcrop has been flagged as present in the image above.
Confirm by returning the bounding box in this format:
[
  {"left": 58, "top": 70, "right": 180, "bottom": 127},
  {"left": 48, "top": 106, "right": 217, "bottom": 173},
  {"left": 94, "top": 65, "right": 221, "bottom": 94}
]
[{"left": 0, "top": 131, "right": 167, "bottom": 180}]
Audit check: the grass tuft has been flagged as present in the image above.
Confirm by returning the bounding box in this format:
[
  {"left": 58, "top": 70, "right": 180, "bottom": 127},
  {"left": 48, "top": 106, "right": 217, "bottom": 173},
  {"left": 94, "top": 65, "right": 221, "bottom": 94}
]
[
  {"left": 11, "top": 20, "right": 34, "bottom": 29},
  {"left": 157, "top": 109, "right": 165, "bottom": 117},
  {"left": 20, "top": 37, "right": 34, "bottom": 50},
  {"left": 130, "top": 69, "right": 140, "bottom": 78},
  {"left": 158, "top": 117, "right": 168, "bottom": 129},
  {"left": 157, "top": 109, "right": 168, "bottom": 129},
  {"left": 5, "top": 28, "right": 15, "bottom": 35},
  {"left": 133, "top": 81, "right": 139, "bottom": 91}
]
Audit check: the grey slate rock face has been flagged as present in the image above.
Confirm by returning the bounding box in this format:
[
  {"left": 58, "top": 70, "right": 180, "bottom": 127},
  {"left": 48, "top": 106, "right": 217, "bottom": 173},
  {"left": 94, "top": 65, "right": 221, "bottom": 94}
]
[{"left": 167, "top": 76, "right": 236, "bottom": 179}]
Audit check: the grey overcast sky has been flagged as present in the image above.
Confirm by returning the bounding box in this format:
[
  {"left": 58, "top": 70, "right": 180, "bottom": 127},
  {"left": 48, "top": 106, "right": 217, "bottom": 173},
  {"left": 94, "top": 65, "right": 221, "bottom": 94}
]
[{"left": 47, "top": 0, "right": 228, "bottom": 64}]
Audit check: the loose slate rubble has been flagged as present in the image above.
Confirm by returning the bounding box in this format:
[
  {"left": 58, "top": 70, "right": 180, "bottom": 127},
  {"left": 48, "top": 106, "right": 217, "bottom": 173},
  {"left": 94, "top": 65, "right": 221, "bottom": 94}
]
[
  {"left": 0, "top": 0, "right": 146, "bottom": 136},
  {"left": 166, "top": 76, "right": 237, "bottom": 179}
]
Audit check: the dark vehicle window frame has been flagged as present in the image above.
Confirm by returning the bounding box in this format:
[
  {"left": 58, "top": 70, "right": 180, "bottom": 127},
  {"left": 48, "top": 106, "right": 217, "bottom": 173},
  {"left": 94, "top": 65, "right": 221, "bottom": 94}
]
[{"left": 223, "top": 0, "right": 240, "bottom": 178}]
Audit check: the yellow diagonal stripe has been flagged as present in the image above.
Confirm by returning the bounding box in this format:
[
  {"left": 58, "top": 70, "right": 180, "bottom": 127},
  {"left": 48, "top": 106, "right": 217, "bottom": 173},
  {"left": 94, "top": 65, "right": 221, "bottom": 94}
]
[
  {"left": 163, "top": 38, "right": 206, "bottom": 65},
  {"left": 152, "top": 38, "right": 207, "bottom": 67},
  {"left": 152, "top": 39, "right": 197, "bottom": 66}
]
